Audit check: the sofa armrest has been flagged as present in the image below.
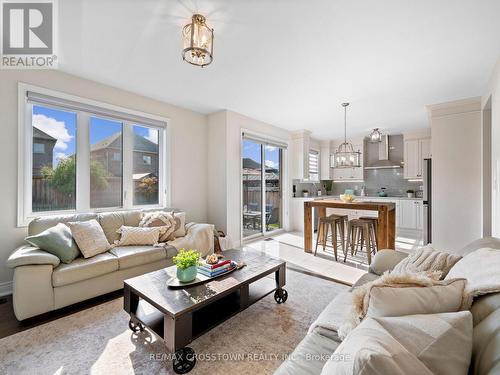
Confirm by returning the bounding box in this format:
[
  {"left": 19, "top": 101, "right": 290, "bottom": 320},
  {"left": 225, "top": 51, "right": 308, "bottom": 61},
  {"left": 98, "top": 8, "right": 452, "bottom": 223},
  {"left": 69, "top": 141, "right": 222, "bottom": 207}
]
[
  {"left": 7, "top": 244, "right": 60, "bottom": 269},
  {"left": 368, "top": 249, "right": 409, "bottom": 276}
]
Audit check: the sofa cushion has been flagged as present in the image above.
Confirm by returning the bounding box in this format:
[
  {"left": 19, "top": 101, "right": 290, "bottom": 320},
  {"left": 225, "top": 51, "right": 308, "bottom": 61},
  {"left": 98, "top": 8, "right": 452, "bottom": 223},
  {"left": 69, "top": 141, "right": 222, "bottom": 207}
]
[
  {"left": 98, "top": 210, "right": 142, "bottom": 244},
  {"left": 323, "top": 311, "right": 473, "bottom": 375},
  {"left": 308, "top": 291, "right": 353, "bottom": 342},
  {"left": 67, "top": 219, "right": 110, "bottom": 258},
  {"left": 457, "top": 237, "right": 500, "bottom": 256},
  {"left": 115, "top": 226, "right": 161, "bottom": 246},
  {"left": 472, "top": 308, "right": 500, "bottom": 375},
  {"left": 28, "top": 213, "right": 98, "bottom": 236},
  {"left": 351, "top": 272, "right": 379, "bottom": 289},
  {"left": 52, "top": 252, "right": 119, "bottom": 287},
  {"left": 470, "top": 292, "right": 500, "bottom": 326},
  {"left": 274, "top": 330, "right": 340, "bottom": 375},
  {"left": 110, "top": 245, "right": 175, "bottom": 270},
  {"left": 25, "top": 223, "right": 81, "bottom": 264},
  {"left": 392, "top": 245, "right": 462, "bottom": 279},
  {"left": 366, "top": 278, "right": 466, "bottom": 318},
  {"left": 368, "top": 249, "right": 408, "bottom": 276}
]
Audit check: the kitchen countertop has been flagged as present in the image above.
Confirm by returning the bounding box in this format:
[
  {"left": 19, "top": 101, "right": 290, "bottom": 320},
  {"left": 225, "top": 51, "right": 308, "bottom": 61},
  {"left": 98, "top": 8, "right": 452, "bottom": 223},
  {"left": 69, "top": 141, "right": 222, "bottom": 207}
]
[{"left": 292, "top": 195, "right": 423, "bottom": 201}]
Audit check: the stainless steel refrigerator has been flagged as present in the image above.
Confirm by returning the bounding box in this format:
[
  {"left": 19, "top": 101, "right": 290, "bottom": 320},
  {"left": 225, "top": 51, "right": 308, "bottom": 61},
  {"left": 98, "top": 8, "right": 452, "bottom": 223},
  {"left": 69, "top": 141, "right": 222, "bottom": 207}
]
[{"left": 423, "top": 158, "right": 432, "bottom": 244}]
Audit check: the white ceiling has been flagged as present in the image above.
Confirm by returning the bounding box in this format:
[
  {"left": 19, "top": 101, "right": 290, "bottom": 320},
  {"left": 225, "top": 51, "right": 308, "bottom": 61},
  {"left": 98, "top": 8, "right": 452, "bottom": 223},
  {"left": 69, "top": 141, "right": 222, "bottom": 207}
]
[{"left": 58, "top": 0, "right": 500, "bottom": 140}]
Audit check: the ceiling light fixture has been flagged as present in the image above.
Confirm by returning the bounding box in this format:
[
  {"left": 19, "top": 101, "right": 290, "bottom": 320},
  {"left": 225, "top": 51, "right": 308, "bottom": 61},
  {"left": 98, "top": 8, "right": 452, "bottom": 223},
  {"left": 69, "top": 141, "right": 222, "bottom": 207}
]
[
  {"left": 369, "top": 128, "right": 383, "bottom": 143},
  {"left": 332, "top": 103, "right": 361, "bottom": 168},
  {"left": 182, "top": 14, "right": 214, "bottom": 67}
]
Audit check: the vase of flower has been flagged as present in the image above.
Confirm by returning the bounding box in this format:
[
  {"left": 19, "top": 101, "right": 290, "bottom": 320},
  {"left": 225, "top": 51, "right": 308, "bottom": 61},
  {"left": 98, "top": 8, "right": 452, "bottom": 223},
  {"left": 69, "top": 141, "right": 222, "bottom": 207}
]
[{"left": 173, "top": 249, "right": 200, "bottom": 282}]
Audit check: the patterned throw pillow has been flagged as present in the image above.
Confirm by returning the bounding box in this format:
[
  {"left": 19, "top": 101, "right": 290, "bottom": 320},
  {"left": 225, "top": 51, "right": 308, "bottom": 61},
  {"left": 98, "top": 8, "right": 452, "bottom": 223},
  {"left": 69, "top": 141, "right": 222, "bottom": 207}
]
[
  {"left": 115, "top": 226, "right": 161, "bottom": 246},
  {"left": 170, "top": 211, "right": 186, "bottom": 238},
  {"left": 139, "top": 212, "right": 176, "bottom": 242},
  {"left": 67, "top": 219, "right": 110, "bottom": 258}
]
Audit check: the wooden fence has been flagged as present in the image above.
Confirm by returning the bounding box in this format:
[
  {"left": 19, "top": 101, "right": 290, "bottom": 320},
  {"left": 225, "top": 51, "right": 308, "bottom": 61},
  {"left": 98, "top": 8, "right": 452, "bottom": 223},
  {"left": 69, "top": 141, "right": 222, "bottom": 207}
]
[
  {"left": 32, "top": 177, "right": 158, "bottom": 212},
  {"left": 32, "top": 177, "right": 74, "bottom": 212}
]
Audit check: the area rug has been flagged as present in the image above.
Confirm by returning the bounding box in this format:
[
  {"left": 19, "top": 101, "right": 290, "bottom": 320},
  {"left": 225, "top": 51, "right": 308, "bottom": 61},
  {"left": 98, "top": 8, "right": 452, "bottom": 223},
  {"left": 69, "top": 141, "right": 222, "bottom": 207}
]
[{"left": 0, "top": 269, "right": 347, "bottom": 375}]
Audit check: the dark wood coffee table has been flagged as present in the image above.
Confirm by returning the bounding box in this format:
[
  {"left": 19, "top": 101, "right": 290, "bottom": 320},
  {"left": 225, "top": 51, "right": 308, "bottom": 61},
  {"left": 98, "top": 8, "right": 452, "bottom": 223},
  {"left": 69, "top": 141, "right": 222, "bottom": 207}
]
[{"left": 123, "top": 249, "right": 287, "bottom": 374}]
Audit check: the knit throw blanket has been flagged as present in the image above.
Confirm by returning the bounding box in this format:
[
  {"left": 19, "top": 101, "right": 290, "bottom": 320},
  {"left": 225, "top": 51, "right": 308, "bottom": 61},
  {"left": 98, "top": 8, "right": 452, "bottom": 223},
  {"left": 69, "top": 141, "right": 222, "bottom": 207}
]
[{"left": 392, "top": 245, "right": 462, "bottom": 279}]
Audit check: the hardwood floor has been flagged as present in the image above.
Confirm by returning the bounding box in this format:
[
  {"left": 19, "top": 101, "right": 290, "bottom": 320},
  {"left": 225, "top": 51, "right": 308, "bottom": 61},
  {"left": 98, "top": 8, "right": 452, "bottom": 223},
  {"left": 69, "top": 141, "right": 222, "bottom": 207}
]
[{"left": 0, "top": 290, "right": 122, "bottom": 340}]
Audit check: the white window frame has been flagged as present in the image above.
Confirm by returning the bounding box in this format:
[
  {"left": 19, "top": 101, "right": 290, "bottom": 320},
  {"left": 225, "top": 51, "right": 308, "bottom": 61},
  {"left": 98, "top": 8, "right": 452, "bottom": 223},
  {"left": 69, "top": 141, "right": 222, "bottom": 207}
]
[
  {"left": 142, "top": 155, "right": 152, "bottom": 165},
  {"left": 17, "top": 83, "right": 171, "bottom": 227},
  {"left": 308, "top": 148, "right": 320, "bottom": 181}
]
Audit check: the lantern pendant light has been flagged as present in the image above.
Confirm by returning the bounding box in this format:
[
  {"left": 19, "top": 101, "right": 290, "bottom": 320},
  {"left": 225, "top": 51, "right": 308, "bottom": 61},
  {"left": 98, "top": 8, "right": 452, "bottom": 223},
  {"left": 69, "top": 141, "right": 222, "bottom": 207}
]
[
  {"left": 333, "top": 103, "right": 362, "bottom": 168},
  {"left": 182, "top": 14, "right": 214, "bottom": 67},
  {"left": 369, "top": 128, "right": 383, "bottom": 143}
]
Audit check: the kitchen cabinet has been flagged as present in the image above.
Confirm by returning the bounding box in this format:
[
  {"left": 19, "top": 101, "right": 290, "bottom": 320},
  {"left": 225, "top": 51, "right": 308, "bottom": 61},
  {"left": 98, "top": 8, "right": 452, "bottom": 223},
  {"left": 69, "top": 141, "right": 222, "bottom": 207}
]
[
  {"left": 399, "top": 199, "right": 423, "bottom": 230},
  {"left": 404, "top": 138, "right": 431, "bottom": 179}
]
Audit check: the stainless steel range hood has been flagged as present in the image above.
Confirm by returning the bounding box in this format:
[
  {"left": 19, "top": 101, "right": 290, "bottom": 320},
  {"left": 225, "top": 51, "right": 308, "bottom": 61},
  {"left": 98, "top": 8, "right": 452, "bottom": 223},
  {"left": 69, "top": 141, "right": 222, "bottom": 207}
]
[{"left": 364, "top": 135, "right": 404, "bottom": 170}]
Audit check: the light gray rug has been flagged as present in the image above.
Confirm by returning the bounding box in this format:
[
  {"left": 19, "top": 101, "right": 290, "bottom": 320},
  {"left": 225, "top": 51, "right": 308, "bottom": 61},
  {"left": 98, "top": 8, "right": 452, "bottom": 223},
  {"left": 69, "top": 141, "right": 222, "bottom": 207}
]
[{"left": 0, "top": 269, "right": 347, "bottom": 375}]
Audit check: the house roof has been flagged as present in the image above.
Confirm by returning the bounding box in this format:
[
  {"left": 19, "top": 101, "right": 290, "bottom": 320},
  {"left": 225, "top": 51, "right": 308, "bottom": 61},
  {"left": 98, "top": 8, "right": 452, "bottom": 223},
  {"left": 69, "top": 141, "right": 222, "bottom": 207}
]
[
  {"left": 90, "top": 132, "right": 158, "bottom": 153},
  {"left": 33, "top": 126, "right": 57, "bottom": 142}
]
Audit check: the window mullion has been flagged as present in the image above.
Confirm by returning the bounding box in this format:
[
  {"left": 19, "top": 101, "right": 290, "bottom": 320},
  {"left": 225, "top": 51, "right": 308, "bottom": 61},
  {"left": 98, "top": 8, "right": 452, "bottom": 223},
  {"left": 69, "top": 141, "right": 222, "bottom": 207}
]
[
  {"left": 76, "top": 112, "right": 90, "bottom": 211},
  {"left": 123, "top": 122, "right": 133, "bottom": 208}
]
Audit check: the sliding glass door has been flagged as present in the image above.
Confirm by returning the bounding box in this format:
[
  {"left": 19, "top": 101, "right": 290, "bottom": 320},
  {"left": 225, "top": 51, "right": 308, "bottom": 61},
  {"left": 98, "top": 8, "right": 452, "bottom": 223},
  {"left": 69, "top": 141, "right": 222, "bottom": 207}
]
[{"left": 242, "top": 137, "right": 283, "bottom": 240}]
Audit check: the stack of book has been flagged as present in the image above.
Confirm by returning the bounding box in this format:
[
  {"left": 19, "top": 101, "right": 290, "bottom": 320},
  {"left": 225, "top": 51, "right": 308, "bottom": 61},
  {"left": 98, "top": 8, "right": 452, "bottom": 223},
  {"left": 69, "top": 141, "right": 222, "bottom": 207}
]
[{"left": 198, "top": 259, "right": 233, "bottom": 277}]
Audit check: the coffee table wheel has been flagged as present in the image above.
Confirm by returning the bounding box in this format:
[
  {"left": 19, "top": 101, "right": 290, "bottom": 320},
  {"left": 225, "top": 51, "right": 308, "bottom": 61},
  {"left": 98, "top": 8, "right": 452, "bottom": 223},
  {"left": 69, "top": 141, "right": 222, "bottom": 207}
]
[
  {"left": 173, "top": 347, "right": 196, "bottom": 374},
  {"left": 128, "top": 319, "right": 144, "bottom": 333},
  {"left": 274, "top": 288, "right": 288, "bottom": 304}
]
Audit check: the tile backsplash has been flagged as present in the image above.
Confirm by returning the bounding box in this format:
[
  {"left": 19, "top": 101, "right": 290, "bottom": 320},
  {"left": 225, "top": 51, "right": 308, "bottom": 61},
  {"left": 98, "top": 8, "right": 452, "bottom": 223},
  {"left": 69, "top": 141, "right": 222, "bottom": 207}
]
[{"left": 331, "top": 168, "right": 423, "bottom": 196}]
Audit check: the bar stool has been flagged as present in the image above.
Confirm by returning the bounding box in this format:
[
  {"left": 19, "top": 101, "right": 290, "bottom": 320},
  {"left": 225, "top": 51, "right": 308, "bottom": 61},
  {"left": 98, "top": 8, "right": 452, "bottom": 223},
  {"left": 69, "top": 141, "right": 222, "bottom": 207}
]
[
  {"left": 315, "top": 214, "right": 348, "bottom": 261},
  {"left": 358, "top": 216, "right": 378, "bottom": 252},
  {"left": 345, "top": 219, "right": 377, "bottom": 265}
]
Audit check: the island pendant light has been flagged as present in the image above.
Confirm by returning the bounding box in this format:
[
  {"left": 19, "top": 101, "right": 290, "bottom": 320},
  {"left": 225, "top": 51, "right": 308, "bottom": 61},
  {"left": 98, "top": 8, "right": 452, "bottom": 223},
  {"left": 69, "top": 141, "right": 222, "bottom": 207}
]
[
  {"left": 369, "top": 128, "right": 383, "bottom": 143},
  {"left": 332, "top": 103, "right": 361, "bottom": 168},
  {"left": 182, "top": 14, "right": 214, "bottom": 67}
]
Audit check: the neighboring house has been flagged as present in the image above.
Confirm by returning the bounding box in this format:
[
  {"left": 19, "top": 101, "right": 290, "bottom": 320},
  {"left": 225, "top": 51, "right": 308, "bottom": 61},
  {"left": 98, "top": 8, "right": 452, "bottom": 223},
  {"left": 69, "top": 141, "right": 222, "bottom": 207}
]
[
  {"left": 32, "top": 127, "right": 56, "bottom": 177},
  {"left": 90, "top": 132, "right": 158, "bottom": 177}
]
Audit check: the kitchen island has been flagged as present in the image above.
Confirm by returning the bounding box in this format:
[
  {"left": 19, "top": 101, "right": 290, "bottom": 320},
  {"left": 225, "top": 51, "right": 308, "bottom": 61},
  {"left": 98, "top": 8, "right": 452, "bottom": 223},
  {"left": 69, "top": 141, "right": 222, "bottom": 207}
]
[{"left": 303, "top": 199, "right": 396, "bottom": 253}]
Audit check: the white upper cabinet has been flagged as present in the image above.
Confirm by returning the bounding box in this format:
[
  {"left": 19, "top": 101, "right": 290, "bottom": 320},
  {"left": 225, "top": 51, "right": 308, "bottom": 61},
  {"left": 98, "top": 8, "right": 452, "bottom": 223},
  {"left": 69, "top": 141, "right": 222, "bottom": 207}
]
[{"left": 404, "top": 137, "right": 431, "bottom": 179}]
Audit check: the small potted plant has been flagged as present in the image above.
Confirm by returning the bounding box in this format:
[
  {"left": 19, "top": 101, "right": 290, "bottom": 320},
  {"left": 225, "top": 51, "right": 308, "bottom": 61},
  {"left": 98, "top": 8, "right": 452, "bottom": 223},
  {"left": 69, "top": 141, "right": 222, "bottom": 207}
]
[
  {"left": 173, "top": 249, "right": 200, "bottom": 282},
  {"left": 406, "top": 189, "right": 415, "bottom": 198},
  {"left": 302, "top": 189, "right": 309, "bottom": 197}
]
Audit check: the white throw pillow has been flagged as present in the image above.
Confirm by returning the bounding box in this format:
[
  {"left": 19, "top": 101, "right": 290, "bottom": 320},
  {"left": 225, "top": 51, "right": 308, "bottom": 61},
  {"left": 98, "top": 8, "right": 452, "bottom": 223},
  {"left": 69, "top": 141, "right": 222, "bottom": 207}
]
[
  {"left": 322, "top": 311, "right": 473, "bottom": 375},
  {"left": 115, "top": 226, "right": 161, "bottom": 246},
  {"left": 366, "top": 278, "right": 466, "bottom": 318},
  {"left": 445, "top": 247, "right": 500, "bottom": 308},
  {"left": 67, "top": 219, "right": 110, "bottom": 258}
]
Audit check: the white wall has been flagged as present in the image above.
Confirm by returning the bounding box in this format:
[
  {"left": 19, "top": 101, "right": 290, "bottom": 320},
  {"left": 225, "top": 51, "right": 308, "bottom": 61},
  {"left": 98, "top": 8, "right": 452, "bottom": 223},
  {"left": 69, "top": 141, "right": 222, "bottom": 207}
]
[
  {"left": 428, "top": 98, "right": 482, "bottom": 251},
  {"left": 207, "top": 110, "right": 292, "bottom": 246},
  {"left": 483, "top": 58, "right": 500, "bottom": 237},
  {"left": 0, "top": 70, "right": 208, "bottom": 289}
]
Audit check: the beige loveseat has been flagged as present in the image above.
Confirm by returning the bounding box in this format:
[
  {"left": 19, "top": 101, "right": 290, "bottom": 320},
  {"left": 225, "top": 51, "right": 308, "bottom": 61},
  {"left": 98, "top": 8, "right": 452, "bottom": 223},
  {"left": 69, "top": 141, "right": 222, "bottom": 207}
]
[{"left": 7, "top": 209, "right": 214, "bottom": 321}]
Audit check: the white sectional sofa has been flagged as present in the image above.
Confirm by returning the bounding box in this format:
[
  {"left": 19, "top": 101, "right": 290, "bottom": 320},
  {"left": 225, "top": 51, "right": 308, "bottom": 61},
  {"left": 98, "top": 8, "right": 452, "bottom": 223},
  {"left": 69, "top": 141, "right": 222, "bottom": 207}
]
[
  {"left": 275, "top": 238, "right": 500, "bottom": 375},
  {"left": 7, "top": 209, "right": 214, "bottom": 320}
]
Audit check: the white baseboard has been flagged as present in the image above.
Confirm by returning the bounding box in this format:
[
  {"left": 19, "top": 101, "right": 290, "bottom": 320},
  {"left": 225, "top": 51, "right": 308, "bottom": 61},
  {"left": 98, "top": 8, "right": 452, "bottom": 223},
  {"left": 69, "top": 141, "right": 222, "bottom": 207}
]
[{"left": 0, "top": 281, "right": 13, "bottom": 296}]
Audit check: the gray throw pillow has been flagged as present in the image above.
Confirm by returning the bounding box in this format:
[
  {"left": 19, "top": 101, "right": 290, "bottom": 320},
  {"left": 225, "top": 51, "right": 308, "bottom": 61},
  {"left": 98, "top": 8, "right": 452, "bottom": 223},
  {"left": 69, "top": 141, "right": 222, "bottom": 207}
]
[{"left": 25, "top": 223, "right": 81, "bottom": 264}]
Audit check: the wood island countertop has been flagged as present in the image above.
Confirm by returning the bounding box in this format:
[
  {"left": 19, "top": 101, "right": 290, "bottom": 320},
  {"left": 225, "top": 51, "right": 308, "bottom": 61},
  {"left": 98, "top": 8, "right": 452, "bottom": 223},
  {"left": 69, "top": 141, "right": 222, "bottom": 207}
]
[{"left": 303, "top": 199, "right": 396, "bottom": 253}]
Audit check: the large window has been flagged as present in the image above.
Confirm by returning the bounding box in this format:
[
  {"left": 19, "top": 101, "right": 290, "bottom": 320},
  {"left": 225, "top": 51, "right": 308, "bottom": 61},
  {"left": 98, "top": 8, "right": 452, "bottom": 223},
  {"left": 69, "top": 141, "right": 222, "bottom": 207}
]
[{"left": 19, "top": 85, "right": 168, "bottom": 226}]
